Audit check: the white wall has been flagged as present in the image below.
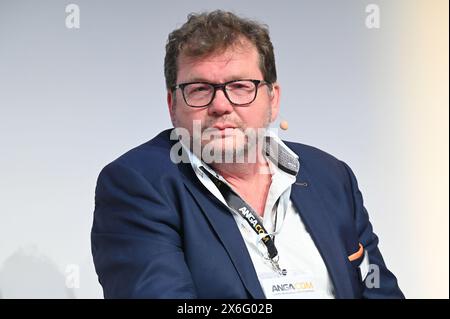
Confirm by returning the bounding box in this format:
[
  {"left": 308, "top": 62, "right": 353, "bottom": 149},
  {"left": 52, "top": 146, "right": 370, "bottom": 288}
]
[{"left": 0, "top": 0, "right": 447, "bottom": 298}]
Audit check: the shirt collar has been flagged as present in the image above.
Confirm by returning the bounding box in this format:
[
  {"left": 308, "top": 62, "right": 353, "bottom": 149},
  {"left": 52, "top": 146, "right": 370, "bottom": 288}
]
[
  {"left": 180, "top": 128, "right": 300, "bottom": 181},
  {"left": 263, "top": 129, "right": 300, "bottom": 177}
]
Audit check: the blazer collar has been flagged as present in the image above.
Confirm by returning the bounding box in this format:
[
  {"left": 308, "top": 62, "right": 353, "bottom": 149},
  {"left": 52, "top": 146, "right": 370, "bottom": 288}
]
[{"left": 178, "top": 162, "right": 266, "bottom": 298}]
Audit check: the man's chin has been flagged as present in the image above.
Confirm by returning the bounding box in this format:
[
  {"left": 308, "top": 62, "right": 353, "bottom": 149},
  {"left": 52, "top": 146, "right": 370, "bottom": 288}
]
[{"left": 199, "top": 140, "right": 248, "bottom": 164}]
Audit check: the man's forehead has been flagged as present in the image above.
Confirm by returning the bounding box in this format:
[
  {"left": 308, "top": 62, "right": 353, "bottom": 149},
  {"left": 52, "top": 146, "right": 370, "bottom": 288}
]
[
  {"left": 177, "top": 48, "right": 260, "bottom": 83},
  {"left": 178, "top": 39, "right": 258, "bottom": 66},
  {"left": 178, "top": 46, "right": 257, "bottom": 65},
  {"left": 179, "top": 52, "right": 236, "bottom": 67}
]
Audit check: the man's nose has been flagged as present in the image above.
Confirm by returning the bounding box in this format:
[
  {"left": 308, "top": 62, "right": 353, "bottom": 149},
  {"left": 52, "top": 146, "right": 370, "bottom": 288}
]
[{"left": 207, "top": 89, "right": 234, "bottom": 116}]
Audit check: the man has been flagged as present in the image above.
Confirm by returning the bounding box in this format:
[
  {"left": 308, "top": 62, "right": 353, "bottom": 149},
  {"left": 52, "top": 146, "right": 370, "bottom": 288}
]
[{"left": 91, "top": 10, "right": 404, "bottom": 299}]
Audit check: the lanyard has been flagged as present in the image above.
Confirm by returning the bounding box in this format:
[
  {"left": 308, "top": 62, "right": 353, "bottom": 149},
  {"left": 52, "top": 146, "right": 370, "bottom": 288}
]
[{"left": 199, "top": 167, "right": 286, "bottom": 275}]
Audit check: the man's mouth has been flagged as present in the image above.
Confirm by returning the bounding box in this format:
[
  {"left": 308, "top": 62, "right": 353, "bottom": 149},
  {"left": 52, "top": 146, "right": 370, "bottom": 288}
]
[
  {"left": 203, "top": 125, "right": 239, "bottom": 138},
  {"left": 211, "top": 124, "right": 237, "bottom": 130}
]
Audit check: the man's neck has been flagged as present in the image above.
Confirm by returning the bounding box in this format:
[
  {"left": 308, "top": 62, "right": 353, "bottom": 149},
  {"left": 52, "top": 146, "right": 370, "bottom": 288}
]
[
  {"left": 211, "top": 160, "right": 266, "bottom": 182},
  {"left": 210, "top": 152, "right": 272, "bottom": 216}
]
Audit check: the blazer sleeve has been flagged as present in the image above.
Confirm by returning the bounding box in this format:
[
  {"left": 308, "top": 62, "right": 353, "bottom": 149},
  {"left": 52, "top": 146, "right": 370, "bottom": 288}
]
[
  {"left": 341, "top": 161, "right": 405, "bottom": 299},
  {"left": 91, "top": 161, "right": 197, "bottom": 298}
]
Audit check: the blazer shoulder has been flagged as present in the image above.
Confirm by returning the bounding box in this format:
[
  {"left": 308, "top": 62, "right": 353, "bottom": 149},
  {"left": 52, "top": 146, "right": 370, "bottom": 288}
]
[
  {"left": 284, "top": 140, "right": 342, "bottom": 165},
  {"left": 100, "top": 129, "right": 179, "bottom": 181},
  {"left": 283, "top": 140, "right": 350, "bottom": 181}
]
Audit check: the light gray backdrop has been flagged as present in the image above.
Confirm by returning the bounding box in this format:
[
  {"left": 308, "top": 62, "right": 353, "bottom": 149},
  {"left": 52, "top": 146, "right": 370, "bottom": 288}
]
[{"left": 0, "top": 0, "right": 448, "bottom": 298}]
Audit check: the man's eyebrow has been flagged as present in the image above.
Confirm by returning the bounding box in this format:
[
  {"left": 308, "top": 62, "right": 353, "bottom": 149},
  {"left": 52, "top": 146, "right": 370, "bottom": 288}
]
[
  {"left": 182, "top": 77, "right": 210, "bottom": 83},
  {"left": 182, "top": 76, "right": 250, "bottom": 83}
]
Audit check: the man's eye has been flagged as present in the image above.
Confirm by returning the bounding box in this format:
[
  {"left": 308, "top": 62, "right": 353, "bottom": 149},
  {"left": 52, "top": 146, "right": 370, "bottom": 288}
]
[
  {"left": 229, "top": 83, "right": 252, "bottom": 90},
  {"left": 188, "top": 85, "right": 210, "bottom": 94}
]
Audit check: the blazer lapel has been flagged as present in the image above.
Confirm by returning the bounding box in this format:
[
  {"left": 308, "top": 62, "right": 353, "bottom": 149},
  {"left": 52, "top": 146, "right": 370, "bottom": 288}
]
[
  {"left": 178, "top": 163, "right": 266, "bottom": 299},
  {"left": 290, "top": 166, "right": 355, "bottom": 298}
]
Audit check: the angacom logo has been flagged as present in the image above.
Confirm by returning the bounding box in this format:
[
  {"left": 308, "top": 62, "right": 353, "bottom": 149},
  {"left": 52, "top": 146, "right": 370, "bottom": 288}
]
[
  {"left": 238, "top": 207, "right": 257, "bottom": 226},
  {"left": 238, "top": 207, "right": 266, "bottom": 238},
  {"left": 272, "top": 281, "right": 314, "bottom": 294}
]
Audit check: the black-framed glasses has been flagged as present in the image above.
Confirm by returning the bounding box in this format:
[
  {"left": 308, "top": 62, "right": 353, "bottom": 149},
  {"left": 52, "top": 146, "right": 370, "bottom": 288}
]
[{"left": 172, "top": 79, "right": 271, "bottom": 108}]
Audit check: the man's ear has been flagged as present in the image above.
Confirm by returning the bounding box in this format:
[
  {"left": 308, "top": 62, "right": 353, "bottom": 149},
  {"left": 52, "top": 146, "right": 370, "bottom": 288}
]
[
  {"left": 269, "top": 82, "right": 281, "bottom": 122},
  {"left": 167, "top": 90, "right": 176, "bottom": 125}
]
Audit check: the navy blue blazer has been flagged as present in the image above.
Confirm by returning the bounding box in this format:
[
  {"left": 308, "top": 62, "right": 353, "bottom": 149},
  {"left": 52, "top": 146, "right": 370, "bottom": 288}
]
[{"left": 91, "top": 129, "right": 404, "bottom": 299}]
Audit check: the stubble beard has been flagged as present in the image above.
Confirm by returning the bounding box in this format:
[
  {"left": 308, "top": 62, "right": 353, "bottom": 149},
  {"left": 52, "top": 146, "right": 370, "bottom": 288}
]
[{"left": 196, "top": 107, "right": 272, "bottom": 165}]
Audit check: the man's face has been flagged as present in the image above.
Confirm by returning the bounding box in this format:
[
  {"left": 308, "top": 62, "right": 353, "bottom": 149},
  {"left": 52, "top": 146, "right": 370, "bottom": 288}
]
[{"left": 167, "top": 40, "right": 280, "bottom": 161}]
